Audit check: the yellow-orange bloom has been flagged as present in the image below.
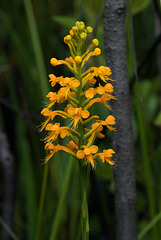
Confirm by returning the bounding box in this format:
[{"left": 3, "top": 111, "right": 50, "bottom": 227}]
[
  {"left": 44, "top": 143, "right": 72, "bottom": 163},
  {"left": 59, "top": 77, "right": 80, "bottom": 98},
  {"left": 86, "top": 122, "right": 105, "bottom": 139},
  {"left": 101, "top": 115, "right": 116, "bottom": 131},
  {"left": 40, "top": 108, "right": 66, "bottom": 131},
  {"left": 76, "top": 145, "right": 98, "bottom": 168},
  {"left": 66, "top": 140, "right": 79, "bottom": 151},
  {"left": 99, "top": 149, "right": 115, "bottom": 165},
  {"left": 65, "top": 57, "right": 74, "bottom": 66},
  {"left": 40, "top": 109, "right": 56, "bottom": 131},
  {"left": 59, "top": 77, "right": 80, "bottom": 88},
  {"left": 44, "top": 143, "right": 62, "bottom": 163},
  {"left": 86, "top": 66, "right": 112, "bottom": 82},
  {"left": 46, "top": 89, "right": 71, "bottom": 109},
  {"left": 67, "top": 107, "right": 90, "bottom": 128},
  {"left": 44, "top": 123, "right": 69, "bottom": 142},
  {"left": 49, "top": 74, "right": 63, "bottom": 87},
  {"left": 97, "top": 83, "right": 114, "bottom": 95},
  {"left": 86, "top": 93, "right": 112, "bottom": 109},
  {"left": 85, "top": 88, "right": 97, "bottom": 99}
]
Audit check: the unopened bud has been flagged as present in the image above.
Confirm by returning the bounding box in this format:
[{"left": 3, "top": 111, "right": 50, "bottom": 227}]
[
  {"left": 64, "top": 35, "right": 72, "bottom": 43},
  {"left": 80, "top": 32, "right": 87, "bottom": 40},
  {"left": 87, "top": 26, "right": 93, "bottom": 33},
  {"left": 92, "top": 39, "right": 99, "bottom": 46},
  {"left": 75, "top": 56, "right": 82, "bottom": 64},
  {"left": 94, "top": 48, "right": 101, "bottom": 56},
  {"left": 69, "top": 30, "right": 74, "bottom": 37}
]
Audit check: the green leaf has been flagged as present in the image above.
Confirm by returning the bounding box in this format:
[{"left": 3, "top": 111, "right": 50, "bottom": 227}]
[
  {"left": 154, "top": 111, "right": 161, "bottom": 126},
  {"left": 52, "top": 15, "right": 77, "bottom": 29},
  {"left": 131, "top": 0, "right": 150, "bottom": 15}
]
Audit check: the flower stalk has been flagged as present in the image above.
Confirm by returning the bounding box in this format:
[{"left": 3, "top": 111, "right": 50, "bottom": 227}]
[{"left": 40, "top": 21, "right": 116, "bottom": 239}]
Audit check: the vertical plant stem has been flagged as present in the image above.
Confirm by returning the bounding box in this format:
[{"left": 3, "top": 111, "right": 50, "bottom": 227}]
[
  {"left": 23, "top": 0, "right": 49, "bottom": 96},
  {"left": 79, "top": 163, "right": 89, "bottom": 240},
  {"left": 0, "top": 217, "right": 19, "bottom": 240},
  {"left": 23, "top": 1, "right": 50, "bottom": 239},
  {"left": 77, "top": 62, "right": 89, "bottom": 240},
  {"left": 49, "top": 156, "right": 74, "bottom": 240},
  {"left": 134, "top": 85, "right": 157, "bottom": 239},
  {"left": 34, "top": 163, "right": 49, "bottom": 240}
]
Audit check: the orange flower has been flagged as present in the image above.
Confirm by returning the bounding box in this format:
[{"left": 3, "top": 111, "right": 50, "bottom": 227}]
[
  {"left": 84, "top": 122, "right": 105, "bottom": 146},
  {"left": 46, "top": 92, "right": 57, "bottom": 108},
  {"left": 66, "top": 140, "right": 79, "bottom": 151},
  {"left": 101, "top": 115, "right": 116, "bottom": 131},
  {"left": 86, "top": 122, "right": 105, "bottom": 139},
  {"left": 99, "top": 149, "right": 115, "bottom": 165},
  {"left": 86, "top": 94, "right": 112, "bottom": 109},
  {"left": 76, "top": 145, "right": 98, "bottom": 168},
  {"left": 65, "top": 57, "right": 74, "bottom": 66},
  {"left": 44, "top": 143, "right": 62, "bottom": 163},
  {"left": 87, "top": 77, "right": 96, "bottom": 86},
  {"left": 49, "top": 74, "right": 63, "bottom": 87},
  {"left": 86, "top": 66, "right": 112, "bottom": 82},
  {"left": 85, "top": 88, "right": 97, "bottom": 99},
  {"left": 97, "top": 83, "right": 114, "bottom": 95},
  {"left": 40, "top": 108, "right": 66, "bottom": 131},
  {"left": 59, "top": 77, "right": 80, "bottom": 97},
  {"left": 40, "top": 109, "right": 56, "bottom": 131},
  {"left": 67, "top": 107, "right": 90, "bottom": 128},
  {"left": 44, "top": 143, "right": 72, "bottom": 163},
  {"left": 44, "top": 123, "right": 69, "bottom": 142}
]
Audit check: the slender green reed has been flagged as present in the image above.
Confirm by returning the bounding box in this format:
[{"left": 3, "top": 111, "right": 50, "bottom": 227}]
[
  {"left": 0, "top": 217, "right": 19, "bottom": 240},
  {"left": 23, "top": 0, "right": 49, "bottom": 96},
  {"left": 49, "top": 156, "right": 74, "bottom": 240},
  {"left": 34, "top": 163, "right": 49, "bottom": 240},
  {"left": 23, "top": 1, "right": 50, "bottom": 239},
  {"left": 134, "top": 85, "right": 157, "bottom": 238},
  {"left": 138, "top": 211, "right": 161, "bottom": 239},
  {"left": 5, "top": 70, "right": 37, "bottom": 239}
]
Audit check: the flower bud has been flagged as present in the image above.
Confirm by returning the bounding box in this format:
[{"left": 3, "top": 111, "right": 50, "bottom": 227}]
[
  {"left": 94, "top": 48, "right": 101, "bottom": 56},
  {"left": 72, "top": 26, "right": 78, "bottom": 32},
  {"left": 50, "top": 58, "right": 59, "bottom": 66},
  {"left": 69, "top": 30, "right": 74, "bottom": 37},
  {"left": 75, "top": 56, "right": 82, "bottom": 64},
  {"left": 87, "top": 26, "right": 93, "bottom": 33},
  {"left": 64, "top": 35, "right": 72, "bottom": 43},
  {"left": 80, "top": 32, "right": 87, "bottom": 40},
  {"left": 92, "top": 39, "right": 99, "bottom": 47}
]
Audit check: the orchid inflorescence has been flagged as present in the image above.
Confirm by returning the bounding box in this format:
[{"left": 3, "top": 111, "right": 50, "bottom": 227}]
[{"left": 40, "top": 21, "right": 116, "bottom": 169}]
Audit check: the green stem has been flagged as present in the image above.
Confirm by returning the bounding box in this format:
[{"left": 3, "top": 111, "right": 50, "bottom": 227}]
[
  {"left": 79, "top": 163, "right": 89, "bottom": 240},
  {"left": 0, "top": 217, "right": 19, "bottom": 240},
  {"left": 49, "top": 156, "right": 74, "bottom": 240},
  {"left": 23, "top": 0, "right": 49, "bottom": 97},
  {"left": 34, "top": 163, "right": 48, "bottom": 240},
  {"left": 138, "top": 211, "right": 161, "bottom": 239},
  {"left": 134, "top": 85, "right": 157, "bottom": 238}
]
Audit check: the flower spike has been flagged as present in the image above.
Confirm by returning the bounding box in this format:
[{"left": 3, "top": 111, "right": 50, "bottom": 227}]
[{"left": 40, "top": 21, "right": 116, "bottom": 167}]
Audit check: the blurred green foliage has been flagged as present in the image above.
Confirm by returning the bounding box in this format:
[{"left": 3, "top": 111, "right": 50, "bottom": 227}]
[{"left": 0, "top": 0, "right": 161, "bottom": 240}]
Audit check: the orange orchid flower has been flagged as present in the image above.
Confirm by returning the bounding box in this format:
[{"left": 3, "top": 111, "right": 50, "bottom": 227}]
[
  {"left": 99, "top": 149, "right": 115, "bottom": 165},
  {"left": 76, "top": 145, "right": 98, "bottom": 168}
]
